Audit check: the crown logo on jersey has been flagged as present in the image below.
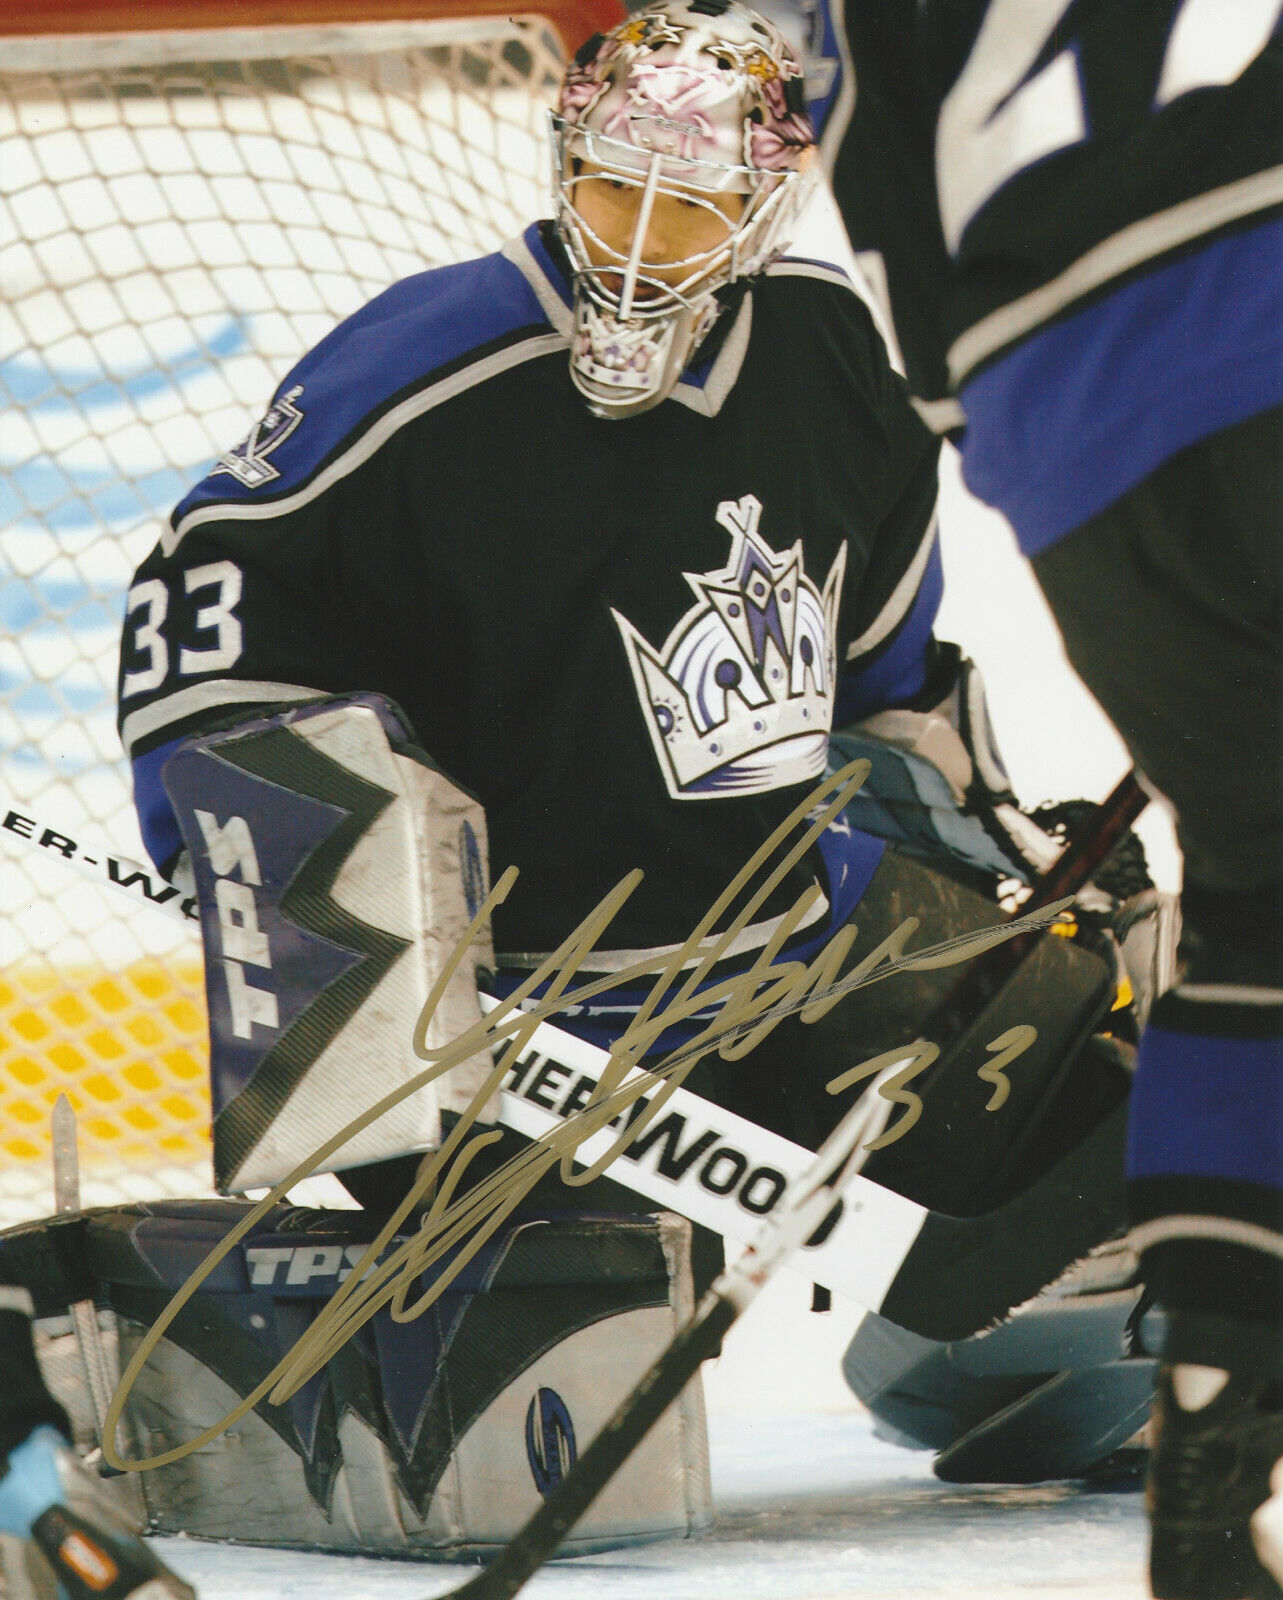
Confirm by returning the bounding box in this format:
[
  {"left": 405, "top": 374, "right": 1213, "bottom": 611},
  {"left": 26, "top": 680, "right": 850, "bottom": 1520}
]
[{"left": 613, "top": 494, "right": 845, "bottom": 801}]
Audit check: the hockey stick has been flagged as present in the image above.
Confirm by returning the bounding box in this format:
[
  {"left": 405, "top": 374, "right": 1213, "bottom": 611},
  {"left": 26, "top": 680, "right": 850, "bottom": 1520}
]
[
  {"left": 0, "top": 800, "right": 200, "bottom": 923},
  {"left": 493, "top": 1001, "right": 1131, "bottom": 1341},
  {"left": 428, "top": 773, "right": 1152, "bottom": 1598},
  {"left": 489, "top": 768, "right": 1151, "bottom": 1336},
  {"left": 440, "top": 1073, "right": 895, "bottom": 1600}
]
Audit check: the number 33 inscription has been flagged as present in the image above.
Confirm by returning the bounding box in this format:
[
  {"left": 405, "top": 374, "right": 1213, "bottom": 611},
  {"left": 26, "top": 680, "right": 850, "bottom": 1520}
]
[
  {"left": 121, "top": 560, "right": 243, "bottom": 698},
  {"left": 826, "top": 1024, "right": 1039, "bottom": 1151}
]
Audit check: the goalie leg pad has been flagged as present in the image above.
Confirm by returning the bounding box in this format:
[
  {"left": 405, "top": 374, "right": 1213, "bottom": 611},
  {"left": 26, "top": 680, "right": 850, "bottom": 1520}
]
[
  {"left": 931, "top": 1364, "right": 1155, "bottom": 1484},
  {"left": 162, "top": 693, "right": 496, "bottom": 1192},
  {"left": 16, "top": 1202, "right": 711, "bottom": 1558}
]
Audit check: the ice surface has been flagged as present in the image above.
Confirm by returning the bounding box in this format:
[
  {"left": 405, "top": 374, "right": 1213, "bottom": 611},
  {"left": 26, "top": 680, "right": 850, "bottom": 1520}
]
[{"left": 147, "top": 1414, "right": 1148, "bottom": 1599}]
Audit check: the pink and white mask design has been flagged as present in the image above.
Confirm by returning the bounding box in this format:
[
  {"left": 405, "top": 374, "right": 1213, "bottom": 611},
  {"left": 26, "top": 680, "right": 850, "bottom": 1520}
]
[
  {"left": 552, "top": 0, "right": 815, "bottom": 419},
  {"left": 600, "top": 61, "right": 736, "bottom": 162}
]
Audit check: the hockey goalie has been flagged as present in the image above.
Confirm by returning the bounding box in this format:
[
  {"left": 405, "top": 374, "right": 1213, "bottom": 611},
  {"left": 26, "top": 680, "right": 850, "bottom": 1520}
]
[{"left": 1, "top": 1, "right": 1171, "bottom": 1586}]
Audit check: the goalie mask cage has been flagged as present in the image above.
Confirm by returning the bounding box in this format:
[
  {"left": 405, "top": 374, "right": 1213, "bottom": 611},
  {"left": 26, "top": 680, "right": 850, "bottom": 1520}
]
[{"left": 0, "top": 0, "right": 622, "bottom": 1226}]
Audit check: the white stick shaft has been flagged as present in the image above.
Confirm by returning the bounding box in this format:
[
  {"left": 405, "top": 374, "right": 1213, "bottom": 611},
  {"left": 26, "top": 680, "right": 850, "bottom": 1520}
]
[{"left": 483, "top": 994, "right": 926, "bottom": 1310}]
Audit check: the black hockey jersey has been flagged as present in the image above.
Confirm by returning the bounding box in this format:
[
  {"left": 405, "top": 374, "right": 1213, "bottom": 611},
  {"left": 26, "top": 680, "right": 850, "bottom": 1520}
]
[
  {"left": 812, "top": 0, "right": 1283, "bottom": 552},
  {"left": 118, "top": 222, "right": 941, "bottom": 969}
]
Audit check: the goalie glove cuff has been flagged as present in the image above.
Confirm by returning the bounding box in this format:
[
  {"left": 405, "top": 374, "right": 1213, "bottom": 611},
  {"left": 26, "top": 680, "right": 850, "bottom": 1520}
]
[
  {"left": 849, "top": 644, "right": 1017, "bottom": 804},
  {"left": 845, "top": 643, "right": 1055, "bottom": 879}
]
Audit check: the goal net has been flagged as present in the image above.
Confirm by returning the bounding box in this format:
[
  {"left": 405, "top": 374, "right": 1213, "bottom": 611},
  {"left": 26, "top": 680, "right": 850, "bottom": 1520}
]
[{"left": 0, "top": 0, "right": 621, "bottom": 1225}]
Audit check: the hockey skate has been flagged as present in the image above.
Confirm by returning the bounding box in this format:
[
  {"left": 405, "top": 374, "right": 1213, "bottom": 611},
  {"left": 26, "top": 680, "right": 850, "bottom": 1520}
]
[
  {"left": 842, "top": 1235, "right": 1159, "bottom": 1485},
  {"left": 0, "top": 1426, "right": 195, "bottom": 1600},
  {"left": 1148, "top": 1365, "right": 1283, "bottom": 1600}
]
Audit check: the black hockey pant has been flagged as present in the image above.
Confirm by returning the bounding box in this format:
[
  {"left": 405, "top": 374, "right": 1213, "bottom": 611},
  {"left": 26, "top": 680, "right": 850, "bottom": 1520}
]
[{"left": 1034, "top": 404, "right": 1283, "bottom": 1376}]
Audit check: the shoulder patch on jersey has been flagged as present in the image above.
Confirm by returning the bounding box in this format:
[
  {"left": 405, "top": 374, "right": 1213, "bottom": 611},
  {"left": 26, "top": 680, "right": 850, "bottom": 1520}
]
[
  {"left": 167, "top": 243, "right": 558, "bottom": 552},
  {"left": 612, "top": 493, "right": 846, "bottom": 801},
  {"left": 212, "top": 384, "right": 305, "bottom": 489},
  {"left": 165, "top": 327, "right": 565, "bottom": 557}
]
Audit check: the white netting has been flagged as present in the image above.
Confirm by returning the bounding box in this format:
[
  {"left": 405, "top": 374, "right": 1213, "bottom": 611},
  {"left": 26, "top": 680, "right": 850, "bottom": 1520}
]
[{"left": 0, "top": 21, "right": 567, "bottom": 1225}]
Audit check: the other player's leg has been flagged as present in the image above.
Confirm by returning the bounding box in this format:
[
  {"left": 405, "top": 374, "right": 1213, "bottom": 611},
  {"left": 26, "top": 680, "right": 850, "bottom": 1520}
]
[{"left": 1035, "top": 405, "right": 1283, "bottom": 1599}]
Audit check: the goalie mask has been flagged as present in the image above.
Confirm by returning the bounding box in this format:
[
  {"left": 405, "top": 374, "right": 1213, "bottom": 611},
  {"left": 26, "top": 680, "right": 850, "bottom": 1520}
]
[{"left": 553, "top": 0, "right": 815, "bottom": 419}]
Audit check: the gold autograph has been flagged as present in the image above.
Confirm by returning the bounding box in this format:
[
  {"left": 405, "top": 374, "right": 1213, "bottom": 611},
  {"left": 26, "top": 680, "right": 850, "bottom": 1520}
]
[{"left": 101, "top": 760, "right": 1069, "bottom": 1472}]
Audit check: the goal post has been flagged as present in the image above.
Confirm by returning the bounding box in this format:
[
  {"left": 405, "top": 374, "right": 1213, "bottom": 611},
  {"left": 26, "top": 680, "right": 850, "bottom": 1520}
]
[
  {"left": 0, "top": 0, "right": 618, "bottom": 53},
  {"left": 0, "top": 0, "right": 622, "bottom": 1225}
]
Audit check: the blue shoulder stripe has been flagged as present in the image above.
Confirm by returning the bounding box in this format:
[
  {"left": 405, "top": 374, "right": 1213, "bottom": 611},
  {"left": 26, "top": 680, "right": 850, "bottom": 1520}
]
[
  {"left": 958, "top": 214, "right": 1283, "bottom": 554},
  {"left": 171, "top": 227, "right": 556, "bottom": 533},
  {"left": 835, "top": 535, "right": 943, "bottom": 725}
]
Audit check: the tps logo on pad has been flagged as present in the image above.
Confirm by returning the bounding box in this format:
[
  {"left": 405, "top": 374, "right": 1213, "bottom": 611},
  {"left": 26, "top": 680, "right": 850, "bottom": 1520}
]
[{"left": 525, "top": 1387, "right": 577, "bottom": 1496}]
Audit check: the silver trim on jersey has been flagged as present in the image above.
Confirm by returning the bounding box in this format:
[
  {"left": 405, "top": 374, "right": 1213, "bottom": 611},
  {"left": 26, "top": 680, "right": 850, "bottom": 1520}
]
[
  {"left": 500, "top": 232, "right": 574, "bottom": 338},
  {"left": 1129, "top": 1215, "right": 1283, "bottom": 1262},
  {"left": 1173, "top": 982, "right": 1283, "bottom": 1005},
  {"left": 120, "top": 679, "right": 327, "bottom": 755},
  {"left": 764, "top": 259, "right": 853, "bottom": 291},
  {"left": 948, "top": 164, "right": 1283, "bottom": 386},
  {"left": 166, "top": 331, "right": 568, "bottom": 555},
  {"left": 669, "top": 294, "right": 752, "bottom": 418},
  {"left": 911, "top": 395, "right": 967, "bottom": 434},
  {"left": 668, "top": 254, "right": 865, "bottom": 417},
  {"left": 497, "top": 889, "right": 830, "bottom": 974},
  {"left": 668, "top": 250, "right": 868, "bottom": 417},
  {"left": 844, "top": 511, "right": 939, "bottom": 664}
]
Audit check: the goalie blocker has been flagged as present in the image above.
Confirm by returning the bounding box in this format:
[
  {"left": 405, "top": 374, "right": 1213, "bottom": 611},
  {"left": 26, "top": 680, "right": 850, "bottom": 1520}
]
[{"left": 161, "top": 692, "right": 499, "bottom": 1194}]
